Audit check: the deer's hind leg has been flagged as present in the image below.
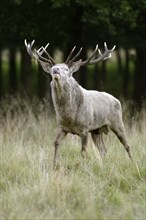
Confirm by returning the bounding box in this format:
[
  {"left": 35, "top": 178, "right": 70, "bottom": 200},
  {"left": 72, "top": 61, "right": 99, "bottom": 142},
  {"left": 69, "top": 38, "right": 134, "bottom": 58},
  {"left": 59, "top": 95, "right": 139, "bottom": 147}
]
[
  {"left": 111, "top": 119, "right": 132, "bottom": 160},
  {"left": 91, "top": 128, "right": 107, "bottom": 158}
]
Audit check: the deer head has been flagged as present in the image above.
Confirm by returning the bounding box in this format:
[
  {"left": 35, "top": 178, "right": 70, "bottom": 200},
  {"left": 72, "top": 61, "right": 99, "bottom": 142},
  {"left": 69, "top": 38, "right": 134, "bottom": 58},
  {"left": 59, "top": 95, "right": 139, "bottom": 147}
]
[{"left": 24, "top": 39, "right": 116, "bottom": 83}]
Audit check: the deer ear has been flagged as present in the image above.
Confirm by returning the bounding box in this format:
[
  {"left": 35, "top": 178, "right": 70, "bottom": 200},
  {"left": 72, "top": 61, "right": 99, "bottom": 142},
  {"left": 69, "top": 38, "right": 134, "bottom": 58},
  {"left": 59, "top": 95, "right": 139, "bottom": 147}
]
[
  {"left": 70, "top": 59, "right": 82, "bottom": 75},
  {"left": 38, "top": 60, "right": 51, "bottom": 73}
]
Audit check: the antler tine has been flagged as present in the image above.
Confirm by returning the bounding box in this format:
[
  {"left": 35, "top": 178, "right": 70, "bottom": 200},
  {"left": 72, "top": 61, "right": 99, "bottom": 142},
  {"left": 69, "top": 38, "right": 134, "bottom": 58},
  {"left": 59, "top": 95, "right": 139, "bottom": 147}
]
[
  {"left": 42, "top": 43, "right": 56, "bottom": 65},
  {"left": 97, "top": 42, "right": 116, "bottom": 61},
  {"left": 65, "top": 46, "right": 76, "bottom": 64},
  {"left": 31, "top": 39, "right": 35, "bottom": 47},
  {"left": 102, "top": 42, "right": 111, "bottom": 60},
  {"left": 24, "top": 39, "right": 35, "bottom": 57},
  {"left": 24, "top": 39, "right": 28, "bottom": 48},
  {"left": 69, "top": 47, "right": 83, "bottom": 65},
  {"left": 37, "top": 46, "right": 43, "bottom": 53},
  {"left": 111, "top": 45, "right": 116, "bottom": 51},
  {"left": 80, "top": 44, "right": 98, "bottom": 66},
  {"left": 34, "top": 49, "right": 52, "bottom": 64}
]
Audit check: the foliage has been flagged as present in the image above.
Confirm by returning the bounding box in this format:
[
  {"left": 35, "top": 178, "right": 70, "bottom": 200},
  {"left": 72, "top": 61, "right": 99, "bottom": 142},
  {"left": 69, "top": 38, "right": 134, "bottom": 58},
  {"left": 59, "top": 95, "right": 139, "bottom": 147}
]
[
  {"left": 0, "top": 96, "right": 146, "bottom": 219},
  {"left": 0, "top": 0, "right": 146, "bottom": 100},
  {"left": 0, "top": 0, "right": 146, "bottom": 48}
]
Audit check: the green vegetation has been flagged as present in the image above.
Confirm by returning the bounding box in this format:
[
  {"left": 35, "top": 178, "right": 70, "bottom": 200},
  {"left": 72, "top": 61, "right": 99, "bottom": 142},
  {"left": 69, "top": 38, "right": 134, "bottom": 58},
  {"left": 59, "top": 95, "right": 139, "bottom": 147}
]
[{"left": 0, "top": 97, "right": 146, "bottom": 219}]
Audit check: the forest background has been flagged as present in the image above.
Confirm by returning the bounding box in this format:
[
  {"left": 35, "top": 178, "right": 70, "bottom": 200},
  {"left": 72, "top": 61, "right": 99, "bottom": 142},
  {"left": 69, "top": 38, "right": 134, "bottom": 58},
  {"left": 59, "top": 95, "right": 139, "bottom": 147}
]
[{"left": 0, "top": 0, "right": 146, "bottom": 103}]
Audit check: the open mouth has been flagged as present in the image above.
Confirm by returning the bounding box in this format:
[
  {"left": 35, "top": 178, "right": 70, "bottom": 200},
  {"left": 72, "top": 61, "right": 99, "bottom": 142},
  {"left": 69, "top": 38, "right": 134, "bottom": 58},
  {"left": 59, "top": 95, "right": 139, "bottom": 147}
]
[
  {"left": 53, "top": 72, "right": 60, "bottom": 75},
  {"left": 53, "top": 73, "right": 60, "bottom": 80}
]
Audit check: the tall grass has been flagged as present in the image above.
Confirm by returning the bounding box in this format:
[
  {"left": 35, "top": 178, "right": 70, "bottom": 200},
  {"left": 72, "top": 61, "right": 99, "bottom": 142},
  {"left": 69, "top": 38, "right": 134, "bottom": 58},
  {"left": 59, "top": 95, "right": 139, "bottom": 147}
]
[{"left": 0, "top": 96, "right": 146, "bottom": 220}]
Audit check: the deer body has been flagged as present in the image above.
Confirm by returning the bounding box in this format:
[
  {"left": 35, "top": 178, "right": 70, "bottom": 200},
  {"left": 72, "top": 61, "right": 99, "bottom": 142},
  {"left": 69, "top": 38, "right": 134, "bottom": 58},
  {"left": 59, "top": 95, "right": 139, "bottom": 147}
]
[
  {"left": 51, "top": 73, "right": 120, "bottom": 136},
  {"left": 25, "top": 40, "right": 132, "bottom": 167}
]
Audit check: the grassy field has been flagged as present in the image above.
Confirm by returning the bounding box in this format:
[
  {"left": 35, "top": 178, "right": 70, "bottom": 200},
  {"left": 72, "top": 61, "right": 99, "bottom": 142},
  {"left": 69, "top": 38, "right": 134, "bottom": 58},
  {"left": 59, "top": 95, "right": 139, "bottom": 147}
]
[{"left": 0, "top": 96, "right": 146, "bottom": 220}]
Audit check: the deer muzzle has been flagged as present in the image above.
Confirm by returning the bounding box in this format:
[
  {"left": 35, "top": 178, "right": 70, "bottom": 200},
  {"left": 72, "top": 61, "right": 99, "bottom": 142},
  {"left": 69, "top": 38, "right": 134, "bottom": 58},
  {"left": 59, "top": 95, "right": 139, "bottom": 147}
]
[
  {"left": 52, "top": 67, "right": 60, "bottom": 75},
  {"left": 52, "top": 67, "right": 61, "bottom": 80}
]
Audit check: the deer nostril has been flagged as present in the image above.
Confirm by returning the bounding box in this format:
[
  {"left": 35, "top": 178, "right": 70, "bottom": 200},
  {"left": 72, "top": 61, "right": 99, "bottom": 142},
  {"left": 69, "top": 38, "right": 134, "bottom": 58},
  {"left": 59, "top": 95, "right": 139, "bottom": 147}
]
[
  {"left": 53, "top": 68, "right": 60, "bottom": 74},
  {"left": 54, "top": 70, "right": 57, "bottom": 74}
]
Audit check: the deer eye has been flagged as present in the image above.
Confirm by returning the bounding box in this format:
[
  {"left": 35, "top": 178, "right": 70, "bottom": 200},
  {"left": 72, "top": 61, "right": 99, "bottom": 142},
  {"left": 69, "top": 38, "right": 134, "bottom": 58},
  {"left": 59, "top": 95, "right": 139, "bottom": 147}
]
[{"left": 64, "top": 67, "right": 68, "bottom": 71}]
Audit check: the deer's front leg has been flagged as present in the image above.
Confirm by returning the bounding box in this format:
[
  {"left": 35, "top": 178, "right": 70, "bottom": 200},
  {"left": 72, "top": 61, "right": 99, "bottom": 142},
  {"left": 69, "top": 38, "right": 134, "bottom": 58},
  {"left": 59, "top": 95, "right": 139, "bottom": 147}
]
[
  {"left": 81, "top": 133, "right": 88, "bottom": 158},
  {"left": 53, "top": 128, "right": 67, "bottom": 168}
]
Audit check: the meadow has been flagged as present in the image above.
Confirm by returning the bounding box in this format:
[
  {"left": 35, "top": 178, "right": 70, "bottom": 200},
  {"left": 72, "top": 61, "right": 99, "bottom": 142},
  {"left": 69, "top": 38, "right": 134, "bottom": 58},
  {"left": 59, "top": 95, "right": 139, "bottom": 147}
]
[{"left": 0, "top": 96, "right": 146, "bottom": 220}]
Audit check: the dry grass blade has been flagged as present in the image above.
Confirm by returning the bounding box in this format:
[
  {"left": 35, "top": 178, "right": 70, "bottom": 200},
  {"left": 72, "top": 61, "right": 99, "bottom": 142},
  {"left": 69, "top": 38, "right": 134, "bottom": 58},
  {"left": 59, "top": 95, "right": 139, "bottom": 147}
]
[{"left": 0, "top": 96, "right": 145, "bottom": 220}]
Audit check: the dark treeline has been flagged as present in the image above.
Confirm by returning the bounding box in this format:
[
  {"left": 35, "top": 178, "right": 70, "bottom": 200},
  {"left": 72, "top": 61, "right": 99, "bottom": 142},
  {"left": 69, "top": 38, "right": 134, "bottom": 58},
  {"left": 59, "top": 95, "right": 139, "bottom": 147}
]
[{"left": 0, "top": 0, "right": 146, "bottom": 102}]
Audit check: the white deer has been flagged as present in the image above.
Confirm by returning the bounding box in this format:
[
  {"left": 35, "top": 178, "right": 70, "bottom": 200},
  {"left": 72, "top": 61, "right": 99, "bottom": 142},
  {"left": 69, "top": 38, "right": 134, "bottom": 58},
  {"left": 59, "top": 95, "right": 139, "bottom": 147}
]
[{"left": 25, "top": 40, "right": 132, "bottom": 167}]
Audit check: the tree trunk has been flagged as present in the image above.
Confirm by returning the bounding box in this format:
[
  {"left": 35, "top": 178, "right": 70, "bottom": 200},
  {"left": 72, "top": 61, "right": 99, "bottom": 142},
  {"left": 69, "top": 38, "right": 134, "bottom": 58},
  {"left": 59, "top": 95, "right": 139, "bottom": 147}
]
[
  {"left": 0, "top": 48, "right": 2, "bottom": 97},
  {"left": 123, "top": 49, "right": 130, "bottom": 97},
  {"left": 79, "top": 48, "right": 87, "bottom": 88},
  {"left": 93, "top": 64, "right": 100, "bottom": 90},
  {"left": 67, "top": 3, "right": 88, "bottom": 88},
  {"left": 116, "top": 48, "right": 123, "bottom": 75},
  {"left": 37, "top": 65, "right": 48, "bottom": 98},
  {"left": 20, "top": 47, "right": 32, "bottom": 95},
  {"left": 101, "top": 61, "right": 106, "bottom": 84},
  {"left": 134, "top": 48, "right": 146, "bottom": 102},
  {"left": 9, "top": 47, "right": 17, "bottom": 93}
]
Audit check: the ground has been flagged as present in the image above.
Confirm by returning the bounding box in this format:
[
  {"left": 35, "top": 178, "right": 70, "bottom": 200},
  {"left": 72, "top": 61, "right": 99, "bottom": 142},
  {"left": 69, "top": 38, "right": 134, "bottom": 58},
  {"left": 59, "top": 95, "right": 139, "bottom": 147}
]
[{"left": 0, "top": 97, "right": 146, "bottom": 219}]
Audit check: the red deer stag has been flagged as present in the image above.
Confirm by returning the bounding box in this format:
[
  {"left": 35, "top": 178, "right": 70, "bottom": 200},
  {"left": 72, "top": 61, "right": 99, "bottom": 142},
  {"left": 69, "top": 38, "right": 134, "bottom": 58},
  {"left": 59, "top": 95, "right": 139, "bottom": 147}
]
[{"left": 25, "top": 40, "right": 132, "bottom": 167}]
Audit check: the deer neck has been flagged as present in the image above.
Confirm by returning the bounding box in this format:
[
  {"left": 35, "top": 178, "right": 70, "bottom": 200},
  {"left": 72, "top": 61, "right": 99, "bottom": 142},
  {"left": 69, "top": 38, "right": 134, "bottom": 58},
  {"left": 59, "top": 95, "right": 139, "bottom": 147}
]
[
  {"left": 51, "top": 78, "right": 72, "bottom": 103},
  {"left": 51, "top": 77, "right": 84, "bottom": 121}
]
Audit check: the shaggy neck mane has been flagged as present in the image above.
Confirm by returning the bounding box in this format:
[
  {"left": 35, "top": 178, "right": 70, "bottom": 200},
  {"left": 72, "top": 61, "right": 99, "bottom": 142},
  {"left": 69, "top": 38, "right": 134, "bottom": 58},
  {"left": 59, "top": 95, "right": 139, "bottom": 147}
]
[{"left": 51, "top": 77, "right": 84, "bottom": 118}]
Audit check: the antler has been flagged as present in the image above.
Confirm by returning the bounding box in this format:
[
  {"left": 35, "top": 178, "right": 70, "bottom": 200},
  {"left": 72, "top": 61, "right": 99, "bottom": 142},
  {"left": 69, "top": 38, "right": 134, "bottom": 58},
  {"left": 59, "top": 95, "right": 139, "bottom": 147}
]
[
  {"left": 81, "top": 42, "right": 116, "bottom": 66},
  {"left": 65, "top": 42, "right": 116, "bottom": 67},
  {"left": 65, "top": 46, "right": 82, "bottom": 66},
  {"left": 24, "top": 40, "right": 116, "bottom": 74},
  {"left": 24, "top": 39, "right": 56, "bottom": 67}
]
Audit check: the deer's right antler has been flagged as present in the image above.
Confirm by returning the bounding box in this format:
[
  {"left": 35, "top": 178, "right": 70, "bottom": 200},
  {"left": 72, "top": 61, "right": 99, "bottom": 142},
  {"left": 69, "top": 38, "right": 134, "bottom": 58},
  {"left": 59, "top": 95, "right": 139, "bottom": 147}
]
[{"left": 24, "top": 39, "right": 56, "bottom": 68}]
